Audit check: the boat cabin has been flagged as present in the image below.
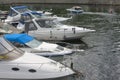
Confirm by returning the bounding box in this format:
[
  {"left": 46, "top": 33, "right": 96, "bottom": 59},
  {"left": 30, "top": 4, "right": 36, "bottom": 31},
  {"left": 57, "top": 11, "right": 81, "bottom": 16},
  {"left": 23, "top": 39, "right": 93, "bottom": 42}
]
[
  {"left": 72, "top": 6, "right": 82, "bottom": 10},
  {"left": 24, "top": 18, "right": 58, "bottom": 32}
]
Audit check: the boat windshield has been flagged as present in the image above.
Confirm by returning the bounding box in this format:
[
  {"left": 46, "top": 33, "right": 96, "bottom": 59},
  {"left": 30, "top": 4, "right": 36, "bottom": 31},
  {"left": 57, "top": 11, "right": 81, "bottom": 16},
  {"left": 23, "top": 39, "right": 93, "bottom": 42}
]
[
  {"left": 9, "top": 9, "right": 18, "bottom": 16},
  {"left": 72, "top": 6, "right": 82, "bottom": 10},
  {"left": 0, "top": 37, "right": 24, "bottom": 61},
  {"left": 56, "top": 46, "right": 64, "bottom": 50},
  {"left": 74, "top": 7, "right": 82, "bottom": 10},
  {"left": 36, "top": 19, "right": 62, "bottom": 28},
  {"left": 54, "top": 45, "right": 64, "bottom": 52},
  {"left": 15, "top": 8, "right": 30, "bottom": 13},
  {"left": 21, "top": 12, "right": 42, "bottom": 21},
  {"left": 25, "top": 39, "right": 42, "bottom": 48}
]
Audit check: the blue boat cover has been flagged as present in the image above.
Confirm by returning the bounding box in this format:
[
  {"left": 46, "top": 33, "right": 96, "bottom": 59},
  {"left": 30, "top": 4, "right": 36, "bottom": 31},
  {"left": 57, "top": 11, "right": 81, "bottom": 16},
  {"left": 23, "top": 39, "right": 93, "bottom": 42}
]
[
  {"left": 21, "top": 12, "right": 30, "bottom": 16},
  {"left": 4, "top": 33, "right": 34, "bottom": 44},
  {"left": 22, "top": 11, "right": 42, "bottom": 16},
  {"left": 31, "top": 11, "right": 42, "bottom": 16},
  {"left": 9, "top": 6, "right": 42, "bottom": 16}
]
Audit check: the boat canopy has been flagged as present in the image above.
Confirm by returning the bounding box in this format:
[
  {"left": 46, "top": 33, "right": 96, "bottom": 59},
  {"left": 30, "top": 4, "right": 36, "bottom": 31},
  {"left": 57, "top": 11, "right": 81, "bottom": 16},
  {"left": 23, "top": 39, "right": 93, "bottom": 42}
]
[
  {"left": 4, "top": 33, "right": 34, "bottom": 44},
  {"left": 12, "top": 6, "right": 42, "bottom": 16},
  {"left": 11, "top": 6, "right": 30, "bottom": 14},
  {"left": 21, "top": 11, "right": 42, "bottom": 16},
  {"left": 31, "top": 11, "right": 42, "bottom": 15},
  {"left": 8, "top": 5, "right": 43, "bottom": 18},
  {"left": 9, "top": 6, "right": 29, "bottom": 16},
  {"left": 12, "top": 6, "right": 28, "bottom": 10}
]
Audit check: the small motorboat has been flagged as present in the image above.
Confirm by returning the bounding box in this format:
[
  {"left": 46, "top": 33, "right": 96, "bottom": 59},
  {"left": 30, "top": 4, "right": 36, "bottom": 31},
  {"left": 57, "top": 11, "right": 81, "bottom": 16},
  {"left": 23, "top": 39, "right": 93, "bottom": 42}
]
[
  {"left": 66, "top": 6, "right": 84, "bottom": 14},
  {"left": 0, "top": 27, "right": 12, "bottom": 34},
  {"left": 17, "top": 17, "right": 95, "bottom": 41},
  {"left": 51, "top": 15, "right": 72, "bottom": 22},
  {"left": 4, "top": 33, "right": 73, "bottom": 56},
  {"left": 37, "top": 10, "right": 52, "bottom": 16},
  {"left": 0, "top": 37, "right": 75, "bottom": 79},
  {"left": 0, "top": 23, "right": 23, "bottom": 34},
  {"left": 5, "top": 6, "right": 51, "bottom": 23}
]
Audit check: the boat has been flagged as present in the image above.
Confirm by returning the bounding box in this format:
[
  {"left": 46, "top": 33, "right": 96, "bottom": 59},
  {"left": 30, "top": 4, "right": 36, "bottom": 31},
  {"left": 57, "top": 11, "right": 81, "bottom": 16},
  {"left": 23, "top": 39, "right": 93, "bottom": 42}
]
[
  {"left": 5, "top": 6, "right": 39, "bottom": 23},
  {"left": 52, "top": 15, "right": 72, "bottom": 22},
  {"left": 0, "top": 37, "right": 75, "bottom": 79},
  {"left": 5, "top": 6, "right": 70, "bottom": 24},
  {"left": 17, "top": 17, "right": 95, "bottom": 41},
  {"left": 37, "top": 10, "right": 52, "bottom": 16},
  {"left": 0, "top": 10, "right": 8, "bottom": 22},
  {"left": 0, "top": 28, "right": 12, "bottom": 34},
  {"left": 5, "top": 6, "right": 52, "bottom": 23},
  {"left": 0, "top": 23, "right": 23, "bottom": 34},
  {"left": 4, "top": 33, "right": 73, "bottom": 56},
  {"left": 66, "top": 6, "right": 84, "bottom": 14}
]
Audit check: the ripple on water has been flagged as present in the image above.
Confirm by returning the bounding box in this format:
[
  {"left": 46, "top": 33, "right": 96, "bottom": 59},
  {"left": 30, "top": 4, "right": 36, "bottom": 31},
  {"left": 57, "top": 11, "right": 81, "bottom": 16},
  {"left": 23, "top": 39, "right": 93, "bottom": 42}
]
[{"left": 62, "top": 13, "right": 120, "bottom": 80}]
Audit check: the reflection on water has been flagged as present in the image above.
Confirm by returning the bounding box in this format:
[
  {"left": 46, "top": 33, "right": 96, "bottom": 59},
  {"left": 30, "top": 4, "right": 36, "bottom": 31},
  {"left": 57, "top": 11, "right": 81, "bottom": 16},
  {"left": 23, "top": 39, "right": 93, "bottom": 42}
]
[{"left": 1, "top": 4, "right": 120, "bottom": 80}]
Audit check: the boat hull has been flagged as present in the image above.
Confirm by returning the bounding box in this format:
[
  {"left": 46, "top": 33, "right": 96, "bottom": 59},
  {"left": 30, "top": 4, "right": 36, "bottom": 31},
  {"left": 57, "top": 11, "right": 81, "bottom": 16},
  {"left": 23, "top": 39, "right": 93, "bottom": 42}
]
[
  {"left": 20, "top": 48, "right": 73, "bottom": 56},
  {"left": 28, "top": 28, "right": 94, "bottom": 41},
  {"left": 0, "top": 53, "right": 74, "bottom": 79}
]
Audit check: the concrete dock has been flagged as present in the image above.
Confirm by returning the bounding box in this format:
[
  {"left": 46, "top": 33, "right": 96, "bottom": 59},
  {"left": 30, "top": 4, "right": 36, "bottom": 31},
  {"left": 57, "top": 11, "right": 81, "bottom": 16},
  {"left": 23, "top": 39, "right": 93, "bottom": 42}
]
[{"left": 0, "top": 0, "right": 120, "bottom": 5}]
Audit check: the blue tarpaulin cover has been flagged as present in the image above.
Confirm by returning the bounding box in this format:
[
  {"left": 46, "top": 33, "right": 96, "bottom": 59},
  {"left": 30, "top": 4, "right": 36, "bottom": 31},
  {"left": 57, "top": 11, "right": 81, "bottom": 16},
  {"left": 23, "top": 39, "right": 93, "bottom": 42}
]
[{"left": 4, "top": 33, "right": 34, "bottom": 44}]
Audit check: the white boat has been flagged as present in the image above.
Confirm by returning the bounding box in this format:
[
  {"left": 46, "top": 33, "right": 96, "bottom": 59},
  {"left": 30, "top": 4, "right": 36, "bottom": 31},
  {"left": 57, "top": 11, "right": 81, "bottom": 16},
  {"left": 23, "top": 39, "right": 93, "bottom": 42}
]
[
  {"left": 5, "top": 6, "right": 51, "bottom": 23},
  {"left": 4, "top": 33, "right": 73, "bottom": 56},
  {"left": 37, "top": 10, "right": 52, "bottom": 16},
  {"left": 18, "top": 17, "right": 95, "bottom": 41},
  {"left": 66, "top": 6, "right": 84, "bottom": 14},
  {"left": 0, "top": 28, "right": 12, "bottom": 34},
  {"left": 5, "top": 6, "right": 70, "bottom": 23},
  {"left": 0, "top": 23, "right": 23, "bottom": 34},
  {"left": 0, "top": 37, "right": 75, "bottom": 79},
  {"left": 52, "top": 15, "right": 72, "bottom": 22}
]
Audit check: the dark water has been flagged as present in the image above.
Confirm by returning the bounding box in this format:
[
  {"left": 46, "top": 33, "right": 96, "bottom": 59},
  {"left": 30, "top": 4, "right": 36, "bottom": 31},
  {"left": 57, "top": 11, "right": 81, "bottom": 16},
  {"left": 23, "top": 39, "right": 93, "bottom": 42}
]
[
  {"left": 1, "top": 4, "right": 120, "bottom": 80},
  {"left": 48, "top": 5, "right": 120, "bottom": 80}
]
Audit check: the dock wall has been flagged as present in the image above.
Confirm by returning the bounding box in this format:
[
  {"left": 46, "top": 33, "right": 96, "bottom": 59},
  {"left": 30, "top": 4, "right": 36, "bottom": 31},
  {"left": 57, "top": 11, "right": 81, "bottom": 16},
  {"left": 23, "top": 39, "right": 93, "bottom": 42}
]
[{"left": 0, "top": 0, "right": 120, "bottom": 5}]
